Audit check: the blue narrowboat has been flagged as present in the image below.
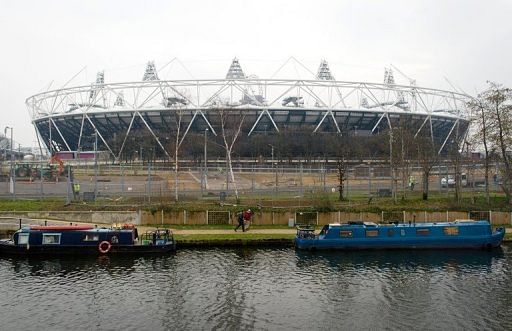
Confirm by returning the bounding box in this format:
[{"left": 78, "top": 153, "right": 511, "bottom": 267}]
[
  {"left": 295, "top": 220, "right": 505, "bottom": 250},
  {"left": 0, "top": 224, "right": 176, "bottom": 255}
]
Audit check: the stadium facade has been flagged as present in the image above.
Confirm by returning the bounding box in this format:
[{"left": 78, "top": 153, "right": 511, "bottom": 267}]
[{"left": 26, "top": 58, "right": 472, "bottom": 160}]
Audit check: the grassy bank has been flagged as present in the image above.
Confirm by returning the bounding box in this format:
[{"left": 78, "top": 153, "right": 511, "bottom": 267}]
[
  {"left": 0, "top": 192, "right": 511, "bottom": 214},
  {"left": 175, "top": 233, "right": 295, "bottom": 242}
]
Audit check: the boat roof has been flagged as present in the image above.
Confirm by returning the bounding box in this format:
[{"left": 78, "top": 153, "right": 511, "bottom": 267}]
[
  {"left": 19, "top": 226, "right": 133, "bottom": 233},
  {"left": 329, "top": 220, "right": 489, "bottom": 228},
  {"left": 29, "top": 225, "right": 94, "bottom": 231}
]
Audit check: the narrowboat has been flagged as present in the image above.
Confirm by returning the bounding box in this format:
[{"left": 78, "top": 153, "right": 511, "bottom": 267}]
[
  {"left": 0, "top": 224, "right": 176, "bottom": 255},
  {"left": 295, "top": 220, "right": 505, "bottom": 250}
]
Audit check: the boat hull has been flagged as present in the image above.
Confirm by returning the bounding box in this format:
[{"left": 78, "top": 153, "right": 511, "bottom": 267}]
[
  {"left": 0, "top": 242, "right": 176, "bottom": 255},
  {"left": 295, "top": 232, "right": 505, "bottom": 251}
]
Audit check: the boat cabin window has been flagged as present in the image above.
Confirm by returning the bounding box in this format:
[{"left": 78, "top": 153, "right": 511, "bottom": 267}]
[
  {"left": 340, "top": 230, "right": 353, "bottom": 238},
  {"left": 387, "top": 229, "right": 395, "bottom": 237},
  {"left": 366, "top": 230, "right": 379, "bottom": 237},
  {"left": 42, "top": 233, "right": 61, "bottom": 244},
  {"left": 319, "top": 225, "right": 329, "bottom": 236},
  {"left": 416, "top": 229, "right": 430, "bottom": 236},
  {"left": 83, "top": 234, "right": 99, "bottom": 242},
  {"left": 443, "top": 227, "right": 459, "bottom": 236},
  {"left": 18, "top": 233, "right": 29, "bottom": 245}
]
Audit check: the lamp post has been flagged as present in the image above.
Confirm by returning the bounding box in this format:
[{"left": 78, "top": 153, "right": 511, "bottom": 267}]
[
  {"left": 269, "top": 144, "right": 277, "bottom": 194},
  {"left": 204, "top": 128, "right": 208, "bottom": 190},
  {"left": 4, "top": 126, "right": 14, "bottom": 199},
  {"left": 94, "top": 130, "right": 98, "bottom": 201}
]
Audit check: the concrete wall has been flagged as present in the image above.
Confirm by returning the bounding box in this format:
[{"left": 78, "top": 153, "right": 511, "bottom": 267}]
[
  {"left": 2, "top": 210, "right": 510, "bottom": 226},
  {"left": 0, "top": 211, "right": 140, "bottom": 225}
]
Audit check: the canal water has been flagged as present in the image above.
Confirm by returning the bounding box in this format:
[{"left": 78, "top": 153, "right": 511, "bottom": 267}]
[{"left": 0, "top": 245, "right": 511, "bottom": 330}]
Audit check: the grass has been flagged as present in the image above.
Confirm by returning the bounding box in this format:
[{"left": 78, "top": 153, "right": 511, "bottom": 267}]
[
  {"left": 155, "top": 224, "right": 294, "bottom": 230},
  {"left": 0, "top": 190, "right": 511, "bottom": 214},
  {"left": 174, "top": 233, "right": 295, "bottom": 241}
]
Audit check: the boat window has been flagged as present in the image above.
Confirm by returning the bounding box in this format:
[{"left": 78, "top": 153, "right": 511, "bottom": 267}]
[
  {"left": 366, "top": 230, "right": 379, "bottom": 237},
  {"left": 340, "top": 230, "right": 353, "bottom": 238},
  {"left": 443, "top": 227, "right": 459, "bottom": 236},
  {"left": 42, "top": 233, "right": 61, "bottom": 244},
  {"left": 400, "top": 229, "right": 405, "bottom": 236},
  {"left": 387, "top": 229, "right": 395, "bottom": 237},
  {"left": 83, "top": 234, "right": 99, "bottom": 241},
  {"left": 416, "top": 229, "right": 430, "bottom": 236},
  {"left": 18, "top": 233, "right": 29, "bottom": 245}
]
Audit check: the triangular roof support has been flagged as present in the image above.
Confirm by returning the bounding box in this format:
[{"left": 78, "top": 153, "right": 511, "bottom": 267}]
[{"left": 248, "top": 109, "right": 279, "bottom": 136}]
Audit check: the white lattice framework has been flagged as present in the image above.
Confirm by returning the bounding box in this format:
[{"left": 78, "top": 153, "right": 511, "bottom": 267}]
[{"left": 26, "top": 72, "right": 473, "bottom": 158}]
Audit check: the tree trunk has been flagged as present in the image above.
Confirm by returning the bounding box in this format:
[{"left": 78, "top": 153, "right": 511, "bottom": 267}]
[
  {"left": 422, "top": 171, "right": 429, "bottom": 200},
  {"left": 226, "top": 149, "right": 239, "bottom": 200}
]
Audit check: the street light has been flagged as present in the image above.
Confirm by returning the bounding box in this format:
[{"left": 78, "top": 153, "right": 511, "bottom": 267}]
[
  {"left": 268, "top": 144, "right": 277, "bottom": 194},
  {"left": 204, "top": 128, "right": 208, "bottom": 190},
  {"left": 4, "top": 126, "right": 14, "bottom": 199}
]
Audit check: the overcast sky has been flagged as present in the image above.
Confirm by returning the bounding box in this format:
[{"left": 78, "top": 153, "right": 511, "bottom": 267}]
[{"left": 1, "top": 0, "right": 511, "bottom": 146}]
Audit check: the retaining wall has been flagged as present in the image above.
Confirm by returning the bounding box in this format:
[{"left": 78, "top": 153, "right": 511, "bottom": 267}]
[
  {"left": 1, "top": 210, "right": 510, "bottom": 226},
  {"left": 139, "top": 210, "right": 512, "bottom": 226},
  {"left": 0, "top": 211, "right": 140, "bottom": 225}
]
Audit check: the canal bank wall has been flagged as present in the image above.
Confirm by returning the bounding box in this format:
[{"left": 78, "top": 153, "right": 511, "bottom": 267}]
[
  {"left": 138, "top": 210, "right": 512, "bottom": 226},
  {"left": 0, "top": 210, "right": 510, "bottom": 226},
  {"left": 0, "top": 211, "right": 140, "bottom": 225}
]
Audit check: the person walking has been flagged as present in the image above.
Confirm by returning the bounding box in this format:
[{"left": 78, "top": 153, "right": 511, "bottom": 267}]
[
  {"left": 243, "top": 209, "right": 254, "bottom": 231},
  {"left": 234, "top": 209, "right": 254, "bottom": 232}
]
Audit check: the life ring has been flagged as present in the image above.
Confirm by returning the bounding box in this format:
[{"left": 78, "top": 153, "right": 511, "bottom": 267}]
[{"left": 98, "top": 241, "right": 111, "bottom": 254}]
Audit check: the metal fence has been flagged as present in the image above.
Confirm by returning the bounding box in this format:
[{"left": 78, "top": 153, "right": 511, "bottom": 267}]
[{"left": 0, "top": 160, "right": 501, "bottom": 202}]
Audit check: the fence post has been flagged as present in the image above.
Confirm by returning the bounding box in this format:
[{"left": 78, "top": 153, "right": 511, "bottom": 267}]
[
  {"left": 300, "top": 163, "right": 303, "bottom": 198},
  {"left": 446, "top": 210, "right": 449, "bottom": 222},
  {"left": 381, "top": 211, "right": 384, "bottom": 223},
  {"left": 66, "top": 166, "right": 71, "bottom": 204},
  {"left": 147, "top": 163, "right": 151, "bottom": 204},
  {"left": 489, "top": 210, "right": 492, "bottom": 224},
  {"left": 369, "top": 165, "right": 372, "bottom": 197},
  {"left": 121, "top": 163, "right": 125, "bottom": 197},
  {"left": 39, "top": 165, "right": 43, "bottom": 200}
]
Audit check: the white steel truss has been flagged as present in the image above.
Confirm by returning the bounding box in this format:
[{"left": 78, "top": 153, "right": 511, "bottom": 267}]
[{"left": 26, "top": 76, "right": 472, "bottom": 155}]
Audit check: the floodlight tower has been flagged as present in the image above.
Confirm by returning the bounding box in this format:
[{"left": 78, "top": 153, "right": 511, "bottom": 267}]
[
  {"left": 391, "top": 64, "right": 417, "bottom": 111},
  {"left": 143, "top": 61, "right": 159, "bottom": 81},
  {"left": 316, "top": 59, "right": 335, "bottom": 80},
  {"left": 226, "top": 58, "right": 246, "bottom": 79}
]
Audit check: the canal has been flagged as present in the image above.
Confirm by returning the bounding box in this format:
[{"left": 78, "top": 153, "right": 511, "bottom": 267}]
[{"left": 1, "top": 245, "right": 511, "bottom": 330}]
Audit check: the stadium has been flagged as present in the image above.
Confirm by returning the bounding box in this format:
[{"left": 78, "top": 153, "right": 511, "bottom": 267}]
[{"left": 25, "top": 58, "right": 472, "bottom": 162}]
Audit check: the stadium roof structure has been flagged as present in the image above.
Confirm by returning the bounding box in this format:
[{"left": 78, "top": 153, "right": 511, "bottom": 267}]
[{"left": 26, "top": 58, "right": 473, "bottom": 159}]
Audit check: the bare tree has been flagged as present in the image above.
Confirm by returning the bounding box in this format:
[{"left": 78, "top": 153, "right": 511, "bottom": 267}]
[
  {"left": 336, "top": 156, "right": 347, "bottom": 201},
  {"left": 165, "top": 108, "right": 186, "bottom": 201},
  {"left": 468, "top": 96, "right": 492, "bottom": 203},
  {"left": 481, "top": 82, "right": 512, "bottom": 203},
  {"left": 218, "top": 108, "right": 246, "bottom": 201},
  {"left": 391, "top": 122, "right": 414, "bottom": 200},
  {"left": 414, "top": 133, "right": 439, "bottom": 200}
]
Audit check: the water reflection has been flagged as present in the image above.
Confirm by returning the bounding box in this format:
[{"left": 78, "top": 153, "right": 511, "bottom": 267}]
[
  {"left": 0, "top": 246, "right": 510, "bottom": 330},
  {"left": 295, "top": 248, "right": 505, "bottom": 272},
  {"left": 3, "top": 255, "right": 142, "bottom": 277}
]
